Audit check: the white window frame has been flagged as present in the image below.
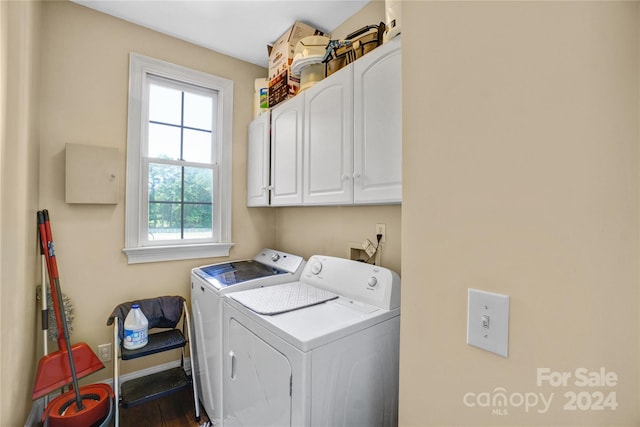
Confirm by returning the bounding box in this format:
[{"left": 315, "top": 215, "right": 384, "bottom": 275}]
[{"left": 123, "top": 53, "right": 234, "bottom": 264}]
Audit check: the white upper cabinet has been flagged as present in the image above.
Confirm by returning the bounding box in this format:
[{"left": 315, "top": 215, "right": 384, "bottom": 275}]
[
  {"left": 303, "top": 64, "right": 354, "bottom": 205},
  {"left": 270, "top": 94, "right": 304, "bottom": 206},
  {"left": 353, "top": 37, "right": 402, "bottom": 204},
  {"left": 246, "top": 37, "right": 402, "bottom": 207},
  {"left": 246, "top": 112, "right": 270, "bottom": 207}
]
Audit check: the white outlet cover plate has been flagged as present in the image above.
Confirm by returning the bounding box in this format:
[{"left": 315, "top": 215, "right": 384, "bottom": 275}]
[{"left": 467, "top": 288, "right": 509, "bottom": 357}]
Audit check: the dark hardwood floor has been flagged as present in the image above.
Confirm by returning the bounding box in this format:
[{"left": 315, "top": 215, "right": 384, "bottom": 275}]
[{"left": 112, "top": 387, "right": 210, "bottom": 427}]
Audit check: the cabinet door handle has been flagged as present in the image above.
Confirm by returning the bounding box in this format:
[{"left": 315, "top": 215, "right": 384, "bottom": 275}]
[
  {"left": 353, "top": 172, "right": 361, "bottom": 179},
  {"left": 341, "top": 174, "right": 350, "bottom": 181}
]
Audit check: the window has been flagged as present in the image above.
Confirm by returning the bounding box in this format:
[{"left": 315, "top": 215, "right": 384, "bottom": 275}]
[{"left": 123, "top": 53, "right": 234, "bottom": 264}]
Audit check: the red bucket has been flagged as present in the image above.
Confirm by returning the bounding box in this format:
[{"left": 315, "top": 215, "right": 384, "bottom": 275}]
[{"left": 42, "top": 383, "right": 113, "bottom": 427}]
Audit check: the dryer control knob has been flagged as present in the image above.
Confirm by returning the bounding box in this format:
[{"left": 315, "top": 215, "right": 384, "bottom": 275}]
[
  {"left": 271, "top": 253, "right": 281, "bottom": 262},
  {"left": 310, "top": 261, "right": 323, "bottom": 275},
  {"left": 368, "top": 277, "right": 378, "bottom": 287}
]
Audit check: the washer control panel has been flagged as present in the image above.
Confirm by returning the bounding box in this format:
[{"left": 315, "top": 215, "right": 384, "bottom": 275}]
[
  {"left": 301, "top": 256, "right": 400, "bottom": 310},
  {"left": 253, "top": 248, "right": 304, "bottom": 274}
]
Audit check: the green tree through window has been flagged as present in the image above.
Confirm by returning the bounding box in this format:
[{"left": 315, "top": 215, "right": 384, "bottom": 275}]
[{"left": 148, "top": 163, "right": 213, "bottom": 239}]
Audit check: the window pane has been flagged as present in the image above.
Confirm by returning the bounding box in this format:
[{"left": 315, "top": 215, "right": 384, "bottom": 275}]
[
  {"left": 148, "top": 201, "right": 181, "bottom": 241},
  {"left": 184, "top": 92, "right": 212, "bottom": 130},
  {"left": 183, "top": 128, "right": 212, "bottom": 163},
  {"left": 184, "top": 203, "right": 213, "bottom": 239},
  {"left": 149, "top": 84, "right": 182, "bottom": 125},
  {"left": 184, "top": 166, "right": 212, "bottom": 203},
  {"left": 148, "top": 163, "right": 181, "bottom": 202},
  {"left": 147, "top": 163, "right": 213, "bottom": 242},
  {"left": 148, "top": 123, "right": 181, "bottom": 160}
]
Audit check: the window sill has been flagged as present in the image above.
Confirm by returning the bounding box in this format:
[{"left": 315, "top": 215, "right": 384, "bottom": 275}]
[{"left": 123, "top": 242, "right": 235, "bottom": 264}]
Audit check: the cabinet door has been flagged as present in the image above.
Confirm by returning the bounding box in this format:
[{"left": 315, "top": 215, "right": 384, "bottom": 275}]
[
  {"left": 270, "top": 95, "right": 304, "bottom": 206},
  {"left": 353, "top": 38, "right": 402, "bottom": 204},
  {"left": 303, "top": 65, "right": 354, "bottom": 205},
  {"left": 224, "top": 318, "right": 292, "bottom": 427},
  {"left": 246, "top": 113, "right": 270, "bottom": 207}
]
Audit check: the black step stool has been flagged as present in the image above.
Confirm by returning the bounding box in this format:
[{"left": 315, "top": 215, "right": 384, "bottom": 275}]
[{"left": 107, "top": 296, "right": 200, "bottom": 427}]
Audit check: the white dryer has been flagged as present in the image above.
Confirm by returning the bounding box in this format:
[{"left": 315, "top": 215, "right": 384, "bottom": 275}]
[
  {"left": 190, "top": 248, "right": 305, "bottom": 426},
  {"left": 222, "top": 255, "right": 401, "bottom": 427}
]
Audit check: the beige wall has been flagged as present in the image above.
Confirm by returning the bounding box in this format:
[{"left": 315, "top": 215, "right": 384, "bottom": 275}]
[
  {"left": 276, "top": 205, "right": 401, "bottom": 273},
  {"left": 400, "top": 1, "right": 639, "bottom": 425},
  {"left": 36, "top": 0, "right": 272, "bottom": 386},
  {"left": 330, "top": 0, "right": 384, "bottom": 40},
  {"left": 1, "top": 1, "right": 42, "bottom": 424}
]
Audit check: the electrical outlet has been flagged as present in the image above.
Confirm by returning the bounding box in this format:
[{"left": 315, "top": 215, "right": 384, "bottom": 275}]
[
  {"left": 97, "top": 343, "right": 112, "bottom": 362},
  {"left": 375, "top": 223, "right": 386, "bottom": 243}
]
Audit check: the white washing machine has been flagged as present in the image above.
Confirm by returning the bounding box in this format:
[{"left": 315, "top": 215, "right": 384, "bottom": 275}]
[
  {"left": 222, "top": 255, "right": 401, "bottom": 427},
  {"left": 190, "top": 248, "right": 305, "bottom": 426}
]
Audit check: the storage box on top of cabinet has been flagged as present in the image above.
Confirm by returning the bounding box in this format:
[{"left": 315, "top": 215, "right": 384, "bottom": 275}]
[
  {"left": 246, "top": 36, "right": 402, "bottom": 207},
  {"left": 268, "top": 21, "right": 327, "bottom": 108}
]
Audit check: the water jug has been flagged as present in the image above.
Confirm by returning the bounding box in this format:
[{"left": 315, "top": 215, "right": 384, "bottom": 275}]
[{"left": 123, "top": 304, "right": 148, "bottom": 350}]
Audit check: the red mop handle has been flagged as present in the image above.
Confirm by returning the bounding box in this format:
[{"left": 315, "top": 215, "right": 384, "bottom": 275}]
[
  {"left": 37, "top": 210, "right": 66, "bottom": 351},
  {"left": 38, "top": 210, "right": 84, "bottom": 410}
]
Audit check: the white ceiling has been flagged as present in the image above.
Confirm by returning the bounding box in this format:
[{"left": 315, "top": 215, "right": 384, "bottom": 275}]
[{"left": 72, "top": 0, "right": 370, "bottom": 68}]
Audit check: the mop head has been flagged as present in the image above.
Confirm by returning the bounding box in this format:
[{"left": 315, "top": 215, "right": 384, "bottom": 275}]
[
  {"left": 42, "top": 383, "right": 113, "bottom": 427},
  {"left": 36, "top": 285, "right": 74, "bottom": 341}
]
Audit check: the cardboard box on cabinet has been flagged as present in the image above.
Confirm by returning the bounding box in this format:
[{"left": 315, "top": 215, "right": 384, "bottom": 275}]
[{"left": 268, "top": 21, "right": 327, "bottom": 107}]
